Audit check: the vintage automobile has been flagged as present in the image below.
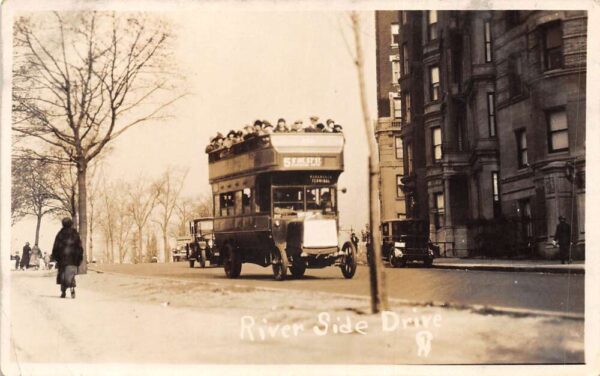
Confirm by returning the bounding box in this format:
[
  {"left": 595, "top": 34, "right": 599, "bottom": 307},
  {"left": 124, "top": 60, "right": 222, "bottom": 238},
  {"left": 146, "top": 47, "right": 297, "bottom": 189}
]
[
  {"left": 206, "top": 132, "right": 357, "bottom": 280},
  {"left": 381, "top": 219, "right": 434, "bottom": 267},
  {"left": 172, "top": 236, "right": 192, "bottom": 262},
  {"left": 187, "top": 217, "right": 220, "bottom": 268}
]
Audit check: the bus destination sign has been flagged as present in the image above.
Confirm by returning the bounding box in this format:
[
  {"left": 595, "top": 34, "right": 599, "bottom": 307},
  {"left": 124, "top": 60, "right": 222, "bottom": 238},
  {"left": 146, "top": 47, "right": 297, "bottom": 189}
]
[{"left": 283, "top": 157, "right": 323, "bottom": 168}]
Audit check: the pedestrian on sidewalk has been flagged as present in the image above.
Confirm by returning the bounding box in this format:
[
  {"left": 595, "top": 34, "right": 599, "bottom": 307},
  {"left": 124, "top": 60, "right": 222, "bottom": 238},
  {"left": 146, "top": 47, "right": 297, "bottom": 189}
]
[
  {"left": 30, "top": 244, "right": 42, "bottom": 270},
  {"left": 13, "top": 252, "right": 20, "bottom": 271},
  {"left": 51, "top": 217, "right": 84, "bottom": 299},
  {"left": 20, "top": 242, "right": 31, "bottom": 270},
  {"left": 553, "top": 215, "right": 572, "bottom": 264}
]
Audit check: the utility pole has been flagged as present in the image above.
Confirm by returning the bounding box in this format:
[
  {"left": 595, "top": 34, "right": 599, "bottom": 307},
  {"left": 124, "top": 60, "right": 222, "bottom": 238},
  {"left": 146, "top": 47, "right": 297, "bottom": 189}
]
[{"left": 350, "top": 11, "right": 389, "bottom": 313}]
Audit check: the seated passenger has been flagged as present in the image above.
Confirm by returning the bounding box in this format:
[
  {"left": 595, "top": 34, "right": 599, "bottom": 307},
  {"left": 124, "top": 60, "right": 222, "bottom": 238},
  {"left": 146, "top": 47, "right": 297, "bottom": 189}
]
[
  {"left": 324, "top": 119, "right": 335, "bottom": 133},
  {"left": 243, "top": 124, "right": 257, "bottom": 140},
  {"left": 291, "top": 120, "right": 304, "bottom": 132},
  {"left": 333, "top": 123, "right": 343, "bottom": 133},
  {"left": 224, "top": 130, "right": 237, "bottom": 148},
  {"left": 274, "top": 118, "right": 289, "bottom": 132},
  {"left": 263, "top": 121, "right": 274, "bottom": 134},
  {"left": 309, "top": 115, "right": 319, "bottom": 129}
]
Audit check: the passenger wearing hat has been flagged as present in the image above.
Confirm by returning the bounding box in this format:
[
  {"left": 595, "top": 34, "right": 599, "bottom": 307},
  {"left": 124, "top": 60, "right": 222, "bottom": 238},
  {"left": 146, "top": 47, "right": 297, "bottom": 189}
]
[
  {"left": 307, "top": 123, "right": 322, "bottom": 133},
  {"left": 205, "top": 137, "right": 216, "bottom": 153},
  {"left": 291, "top": 120, "right": 304, "bottom": 132},
  {"left": 323, "top": 119, "right": 335, "bottom": 133},
  {"left": 262, "top": 121, "right": 274, "bottom": 134},
  {"left": 243, "top": 124, "right": 258, "bottom": 140},
  {"left": 309, "top": 115, "right": 319, "bottom": 127},
  {"left": 332, "top": 123, "right": 343, "bottom": 133},
  {"left": 224, "top": 130, "right": 237, "bottom": 148},
  {"left": 553, "top": 215, "right": 572, "bottom": 264}
]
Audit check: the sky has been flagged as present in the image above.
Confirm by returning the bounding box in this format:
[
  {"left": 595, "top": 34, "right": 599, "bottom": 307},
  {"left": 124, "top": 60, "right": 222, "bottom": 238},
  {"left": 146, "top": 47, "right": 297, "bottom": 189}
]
[{"left": 8, "top": 9, "right": 377, "bottom": 254}]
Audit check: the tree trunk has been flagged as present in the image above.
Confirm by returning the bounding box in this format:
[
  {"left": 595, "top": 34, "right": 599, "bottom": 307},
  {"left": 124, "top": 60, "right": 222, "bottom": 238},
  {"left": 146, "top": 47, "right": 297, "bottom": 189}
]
[
  {"left": 77, "top": 160, "right": 88, "bottom": 274},
  {"left": 137, "top": 227, "right": 143, "bottom": 264},
  {"left": 351, "top": 12, "right": 388, "bottom": 313},
  {"left": 163, "top": 231, "right": 169, "bottom": 263},
  {"left": 34, "top": 213, "right": 42, "bottom": 246},
  {"left": 89, "top": 201, "right": 94, "bottom": 263}
]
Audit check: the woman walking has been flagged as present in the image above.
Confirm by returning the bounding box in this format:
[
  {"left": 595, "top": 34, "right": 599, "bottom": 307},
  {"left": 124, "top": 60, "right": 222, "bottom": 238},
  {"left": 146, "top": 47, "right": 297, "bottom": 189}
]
[{"left": 51, "top": 218, "right": 84, "bottom": 299}]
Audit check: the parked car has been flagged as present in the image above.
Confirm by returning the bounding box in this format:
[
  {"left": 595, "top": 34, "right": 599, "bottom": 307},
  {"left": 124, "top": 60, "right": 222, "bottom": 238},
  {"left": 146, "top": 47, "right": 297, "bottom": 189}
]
[{"left": 381, "top": 219, "right": 434, "bottom": 267}]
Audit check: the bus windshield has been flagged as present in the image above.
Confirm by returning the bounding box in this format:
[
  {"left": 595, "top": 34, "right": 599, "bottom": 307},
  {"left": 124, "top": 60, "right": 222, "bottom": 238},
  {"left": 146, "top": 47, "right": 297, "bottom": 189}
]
[{"left": 273, "top": 186, "right": 336, "bottom": 215}]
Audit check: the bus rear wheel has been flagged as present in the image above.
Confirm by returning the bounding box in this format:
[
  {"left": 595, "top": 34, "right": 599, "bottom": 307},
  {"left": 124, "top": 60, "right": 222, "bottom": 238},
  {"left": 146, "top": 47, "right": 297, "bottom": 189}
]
[
  {"left": 224, "top": 244, "right": 241, "bottom": 278},
  {"left": 340, "top": 242, "right": 357, "bottom": 279},
  {"left": 289, "top": 259, "right": 306, "bottom": 278},
  {"left": 272, "top": 248, "right": 288, "bottom": 281}
]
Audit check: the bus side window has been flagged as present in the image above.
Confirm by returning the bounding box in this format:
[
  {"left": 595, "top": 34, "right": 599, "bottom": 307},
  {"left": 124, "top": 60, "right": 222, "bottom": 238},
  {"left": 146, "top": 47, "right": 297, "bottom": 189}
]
[{"left": 242, "top": 188, "right": 252, "bottom": 214}]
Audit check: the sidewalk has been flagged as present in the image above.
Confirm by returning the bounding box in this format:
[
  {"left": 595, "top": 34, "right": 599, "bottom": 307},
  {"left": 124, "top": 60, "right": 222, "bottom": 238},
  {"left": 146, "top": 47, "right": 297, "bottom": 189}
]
[{"left": 433, "top": 258, "right": 584, "bottom": 274}]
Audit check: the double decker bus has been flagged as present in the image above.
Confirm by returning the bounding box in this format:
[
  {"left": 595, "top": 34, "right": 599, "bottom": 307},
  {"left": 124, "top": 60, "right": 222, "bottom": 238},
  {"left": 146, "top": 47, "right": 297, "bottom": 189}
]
[{"left": 207, "top": 132, "right": 357, "bottom": 280}]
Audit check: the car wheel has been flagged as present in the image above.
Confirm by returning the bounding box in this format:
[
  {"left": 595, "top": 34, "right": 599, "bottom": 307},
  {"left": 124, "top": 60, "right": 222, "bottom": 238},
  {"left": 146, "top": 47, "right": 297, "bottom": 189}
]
[
  {"left": 390, "top": 254, "right": 406, "bottom": 268},
  {"left": 423, "top": 257, "right": 433, "bottom": 268}
]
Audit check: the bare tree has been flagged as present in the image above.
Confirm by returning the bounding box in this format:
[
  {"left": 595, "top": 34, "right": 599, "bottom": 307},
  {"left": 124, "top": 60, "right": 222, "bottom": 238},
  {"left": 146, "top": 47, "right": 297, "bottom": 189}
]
[
  {"left": 174, "top": 194, "right": 213, "bottom": 237},
  {"left": 12, "top": 12, "right": 184, "bottom": 272},
  {"left": 127, "top": 178, "right": 160, "bottom": 263},
  {"left": 11, "top": 156, "right": 59, "bottom": 245},
  {"left": 152, "top": 167, "right": 188, "bottom": 262}
]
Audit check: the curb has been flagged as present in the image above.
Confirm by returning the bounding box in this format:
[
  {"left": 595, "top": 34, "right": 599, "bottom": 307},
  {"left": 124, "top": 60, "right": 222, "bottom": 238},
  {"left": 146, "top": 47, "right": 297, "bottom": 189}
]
[
  {"left": 88, "top": 266, "right": 583, "bottom": 320},
  {"left": 432, "top": 263, "right": 585, "bottom": 275}
]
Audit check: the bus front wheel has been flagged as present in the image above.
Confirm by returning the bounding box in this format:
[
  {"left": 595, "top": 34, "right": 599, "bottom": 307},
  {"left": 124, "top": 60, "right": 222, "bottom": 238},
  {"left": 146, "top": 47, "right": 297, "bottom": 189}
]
[
  {"left": 340, "top": 242, "right": 357, "bottom": 279},
  {"left": 272, "top": 248, "right": 288, "bottom": 281},
  {"left": 224, "top": 244, "right": 241, "bottom": 278}
]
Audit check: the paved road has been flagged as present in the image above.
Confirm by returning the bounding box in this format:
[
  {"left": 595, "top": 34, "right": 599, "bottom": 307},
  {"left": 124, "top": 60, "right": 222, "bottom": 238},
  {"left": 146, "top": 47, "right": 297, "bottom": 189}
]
[{"left": 92, "top": 262, "right": 584, "bottom": 314}]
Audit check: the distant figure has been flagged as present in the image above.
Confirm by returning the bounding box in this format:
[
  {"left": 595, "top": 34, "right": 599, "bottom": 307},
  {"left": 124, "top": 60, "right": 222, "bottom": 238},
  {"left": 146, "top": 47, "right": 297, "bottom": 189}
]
[
  {"left": 13, "top": 252, "right": 20, "bottom": 271},
  {"left": 51, "top": 217, "right": 84, "bottom": 299},
  {"left": 43, "top": 252, "right": 53, "bottom": 270},
  {"left": 553, "top": 215, "right": 572, "bottom": 264},
  {"left": 351, "top": 231, "right": 359, "bottom": 249},
  {"left": 20, "top": 242, "right": 31, "bottom": 270},
  {"left": 30, "top": 244, "right": 42, "bottom": 270}
]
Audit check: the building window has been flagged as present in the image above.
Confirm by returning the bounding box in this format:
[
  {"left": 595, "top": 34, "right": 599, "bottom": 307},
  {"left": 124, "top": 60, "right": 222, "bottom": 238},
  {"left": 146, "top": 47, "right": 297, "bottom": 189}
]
[
  {"left": 402, "top": 43, "right": 409, "bottom": 76},
  {"left": 401, "top": 11, "right": 408, "bottom": 25},
  {"left": 403, "top": 92, "right": 411, "bottom": 124},
  {"left": 508, "top": 53, "right": 523, "bottom": 97},
  {"left": 429, "top": 66, "right": 440, "bottom": 101},
  {"left": 427, "top": 10, "right": 438, "bottom": 41},
  {"left": 547, "top": 109, "right": 569, "bottom": 153},
  {"left": 389, "top": 93, "right": 402, "bottom": 119},
  {"left": 242, "top": 188, "right": 252, "bottom": 214},
  {"left": 542, "top": 22, "right": 563, "bottom": 71},
  {"left": 391, "top": 58, "right": 401, "bottom": 83},
  {"left": 484, "top": 20, "right": 493, "bottom": 63},
  {"left": 487, "top": 92, "right": 496, "bottom": 137},
  {"left": 394, "top": 136, "right": 403, "bottom": 159},
  {"left": 432, "top": 127, "right": 442, "bottom": 162},
  {"left": 516, "top": 129, "right": 528, "bottom": 168},
  {"left": 391, "top": 23, "right": 399, "bottom": 47},
  {"left": 406, "top": 142, "right": 413, "bottom": 175},
  {"left": 396, "top": 175, "right": 403, "bottom": 197},
  {"left": 433, "top": 192, "right": 444, "bottom": 229},
  {"left": 492, "top": 171, "right": 501, "bottom": 218}
]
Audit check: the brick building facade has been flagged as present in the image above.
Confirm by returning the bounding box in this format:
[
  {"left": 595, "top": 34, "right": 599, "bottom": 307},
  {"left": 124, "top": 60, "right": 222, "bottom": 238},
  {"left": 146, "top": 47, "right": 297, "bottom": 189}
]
[{"left": 375, "top": 10, "right": 586, "bottom": 258}]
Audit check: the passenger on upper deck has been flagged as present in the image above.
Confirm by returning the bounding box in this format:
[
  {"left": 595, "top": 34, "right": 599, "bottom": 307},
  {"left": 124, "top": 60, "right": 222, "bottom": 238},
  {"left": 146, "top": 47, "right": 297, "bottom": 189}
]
[
  {"left": 333, "top": 123, "right": 343, "bottom": 133},
  {"left": 262, "top": 121, "right": 274, "bottom": 134},
  {"left": 291, "top": 120, "right": 304, "bottom": 132},
  {"left": 243, "top": 124, "right": 258, "bottom": 140},
  {"left": 274, "top": 118, "right": 289, "bottom": 132}
]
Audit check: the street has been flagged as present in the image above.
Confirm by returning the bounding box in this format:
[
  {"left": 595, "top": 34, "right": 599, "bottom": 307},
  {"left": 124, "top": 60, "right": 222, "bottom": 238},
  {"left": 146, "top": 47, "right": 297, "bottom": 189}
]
[
  {"left": 6, "top": 267, "right": 584, "bottom": 369},
  {"left": 92, "top": 261, "right": 584, "bottom": 315}
]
